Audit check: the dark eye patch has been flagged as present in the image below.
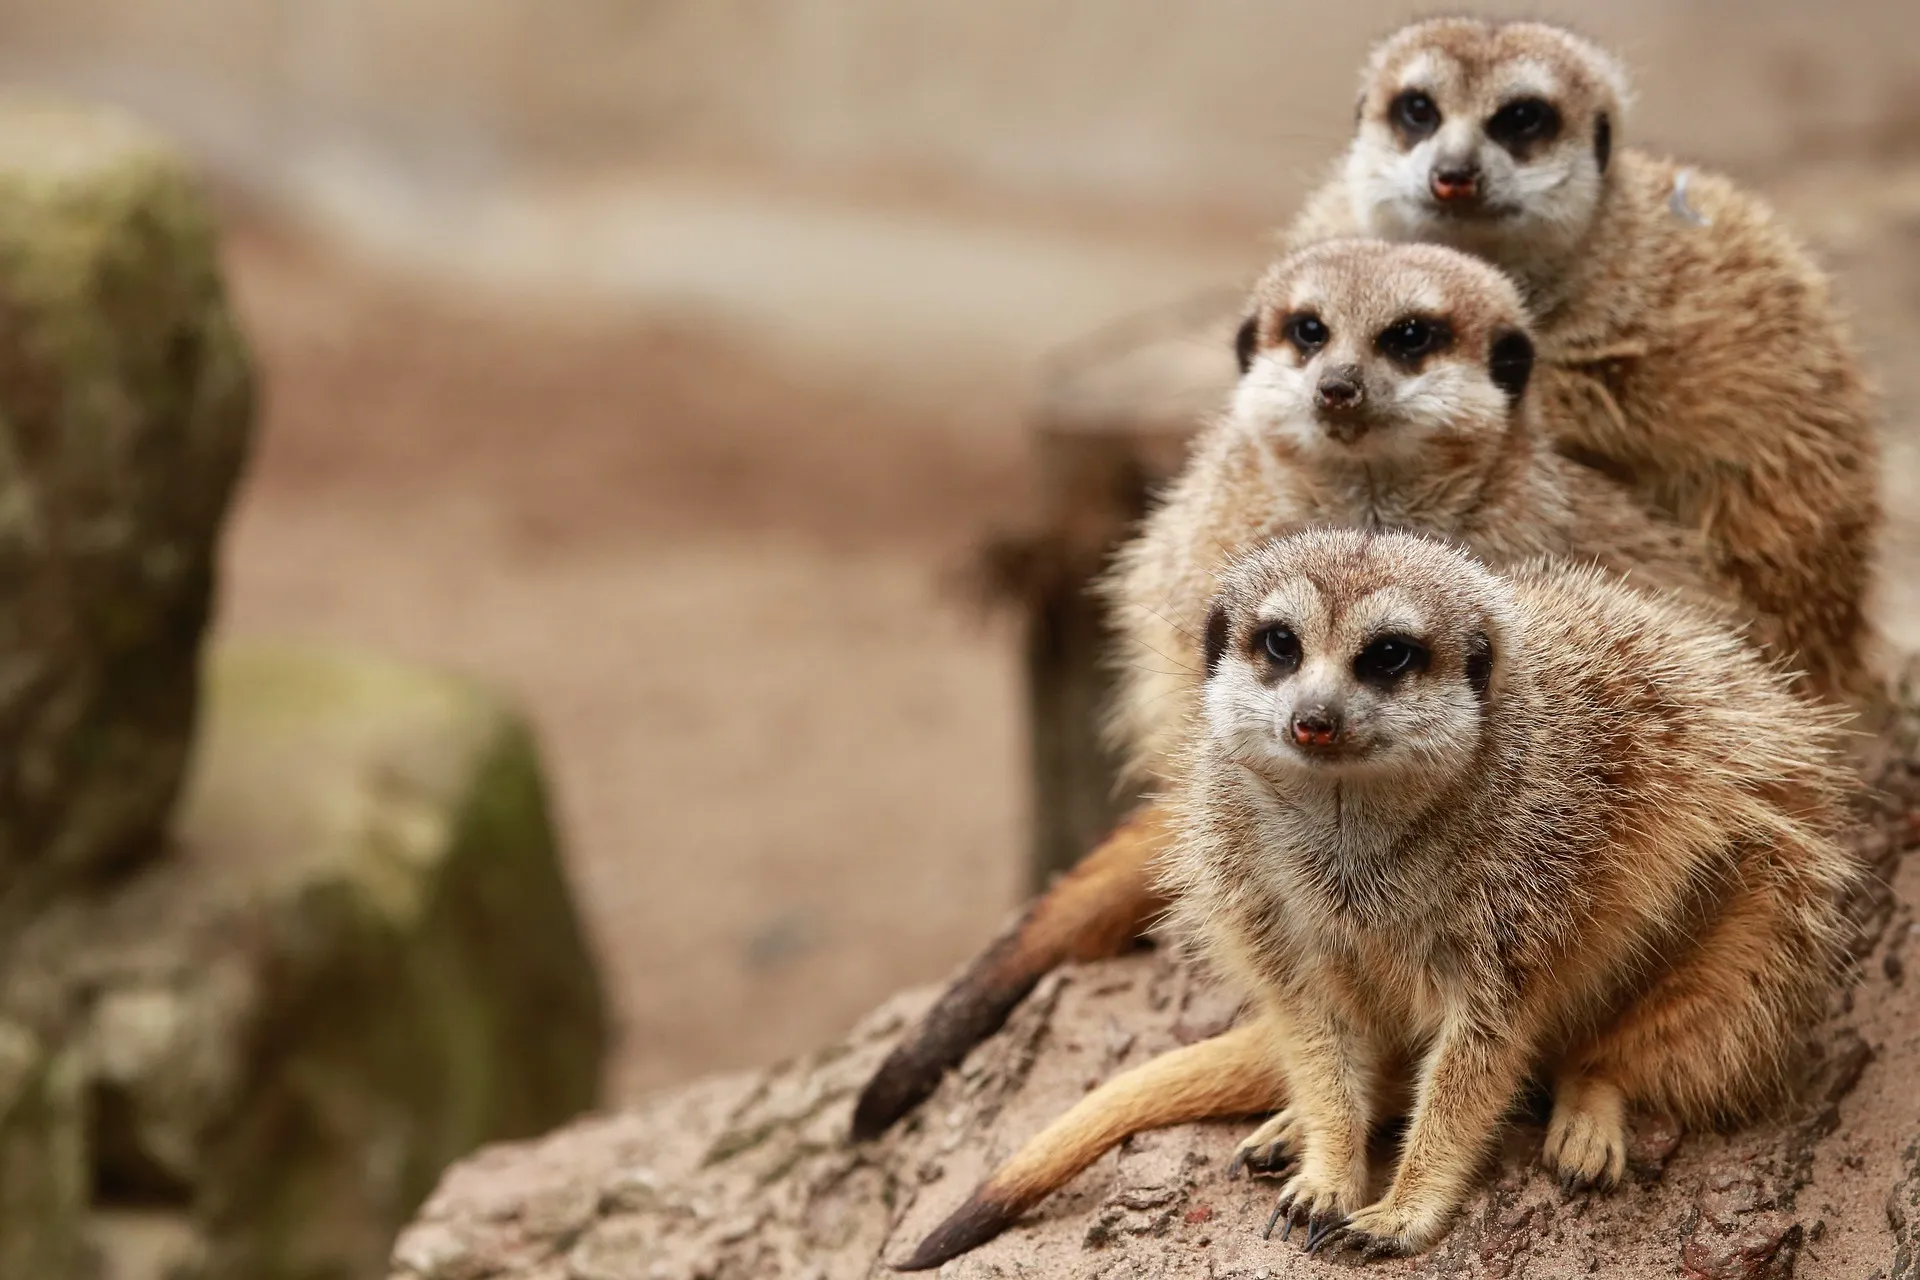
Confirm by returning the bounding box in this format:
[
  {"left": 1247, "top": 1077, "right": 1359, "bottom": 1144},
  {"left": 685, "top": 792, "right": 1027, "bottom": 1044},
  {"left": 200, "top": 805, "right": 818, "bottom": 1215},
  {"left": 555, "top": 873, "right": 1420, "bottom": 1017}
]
[
  {"left": 1354, "top": 634, "right": 1429, "bottom": 686},
  {"left": 1255, "top": 624, "right": 1302, "bottom": 674},
  {"left": 1283, "top": 312, "right": 1329, "bottom": 355},
  {"left": 1389, "top": 89, "right": 1441, "bottom": 143},
  {"left": 1594, "top": 111, "right": 1612, "bottom": 174},
  {"left": 1485, "top": 96, "right": 1562, "bottom": 157},
  {"left": 1376, "top": 315, "right": 1452, "bottom": 366}
]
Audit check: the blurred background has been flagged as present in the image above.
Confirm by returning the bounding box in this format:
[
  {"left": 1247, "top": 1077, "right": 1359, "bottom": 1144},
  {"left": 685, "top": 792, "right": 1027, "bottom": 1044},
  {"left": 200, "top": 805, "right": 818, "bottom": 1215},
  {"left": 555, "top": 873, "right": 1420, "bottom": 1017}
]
[{"left": 2, "top": 0, "right": 1917, "bottom": 1118}]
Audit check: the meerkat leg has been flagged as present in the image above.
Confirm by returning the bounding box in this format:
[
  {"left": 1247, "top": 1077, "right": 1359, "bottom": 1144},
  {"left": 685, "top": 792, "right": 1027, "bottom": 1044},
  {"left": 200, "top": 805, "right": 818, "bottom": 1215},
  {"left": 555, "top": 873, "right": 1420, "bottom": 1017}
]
[
  {"left": 850, "top": 802, "right": 1172, "bottom": 1141},
  {"left": 1340, "top": 1025, "right": 1529, "bottom": 1256},
  {"left": 1547, "top": 868, "right": 1828, "bottom": 1187},
  {"left": 1261, "top": 1004, "right": 1382, "bottom": 1251},
  {"left": 1542, "top": 1073, "right": 1627, "bottom": 1190}
]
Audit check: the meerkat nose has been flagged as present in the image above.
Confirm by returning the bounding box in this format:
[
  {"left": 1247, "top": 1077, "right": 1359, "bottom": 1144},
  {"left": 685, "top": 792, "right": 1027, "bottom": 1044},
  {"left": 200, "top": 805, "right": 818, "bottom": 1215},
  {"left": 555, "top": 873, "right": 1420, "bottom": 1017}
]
[
  {"left": 1430, "top": 163, "right": 1481, "bottom": 203},
  {"left": 1289, "top": 708, "right": 1342, "bottom": 748},
  {"left": 1314, "top": 375, "right": 1364, "bottom": 413}
]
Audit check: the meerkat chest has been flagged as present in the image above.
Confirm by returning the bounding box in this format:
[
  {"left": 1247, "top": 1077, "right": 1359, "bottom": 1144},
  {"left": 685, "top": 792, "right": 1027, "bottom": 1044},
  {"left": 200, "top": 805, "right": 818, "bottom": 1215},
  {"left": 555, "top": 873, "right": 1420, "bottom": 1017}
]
[{"left": 1303, "top": 921, "right": 1460, "bottom": 1044}]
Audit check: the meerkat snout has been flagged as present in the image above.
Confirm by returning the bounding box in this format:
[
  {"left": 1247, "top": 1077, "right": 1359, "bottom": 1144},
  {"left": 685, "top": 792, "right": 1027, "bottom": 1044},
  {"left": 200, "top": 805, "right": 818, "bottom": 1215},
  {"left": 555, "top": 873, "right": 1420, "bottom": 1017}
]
[
  {"left": 1288, "top": 703, "right": 1342, "bottom": 749},
  {"left": 1428, "top": 160, "right": 1480, "bottom": 205}
]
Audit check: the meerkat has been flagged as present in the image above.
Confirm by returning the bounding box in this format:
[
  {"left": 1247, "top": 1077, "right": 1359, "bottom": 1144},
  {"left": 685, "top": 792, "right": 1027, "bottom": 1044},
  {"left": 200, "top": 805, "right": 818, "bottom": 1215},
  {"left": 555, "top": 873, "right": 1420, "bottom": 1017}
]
[
  {"left": 1284, "top": 16, "right": 1880, "bottom": 703},
  {"left": 856, "top": 237, "right": 1722, "bottom": 1143},
  {"left": 898, "top": 529, "right": 1858, "bottom": 1267},
  {"left": 854, "top": 19, "right": 1885, "bottom": 1142}
]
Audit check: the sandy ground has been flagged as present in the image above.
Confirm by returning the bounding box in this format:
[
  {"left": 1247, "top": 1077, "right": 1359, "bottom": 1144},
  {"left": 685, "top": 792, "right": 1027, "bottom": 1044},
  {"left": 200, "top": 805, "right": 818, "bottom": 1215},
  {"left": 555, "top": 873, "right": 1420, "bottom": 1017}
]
[
  {"left": 212, "top": 218, "right": 1048, "bottom": 1101},
  {"left": 208, "top": 151, "right": 1920, "bottom": 1106}
]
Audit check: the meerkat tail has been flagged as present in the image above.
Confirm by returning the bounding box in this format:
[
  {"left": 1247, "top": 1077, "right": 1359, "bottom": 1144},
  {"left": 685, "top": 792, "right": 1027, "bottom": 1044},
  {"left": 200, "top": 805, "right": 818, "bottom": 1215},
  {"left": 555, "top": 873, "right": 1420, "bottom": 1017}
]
[
  {"left": 851, "top": 803, "right": 1173, "bottom": 1142},
  {"left": 892, "top": 1020, "right": 1285, "bottom": 1271}
]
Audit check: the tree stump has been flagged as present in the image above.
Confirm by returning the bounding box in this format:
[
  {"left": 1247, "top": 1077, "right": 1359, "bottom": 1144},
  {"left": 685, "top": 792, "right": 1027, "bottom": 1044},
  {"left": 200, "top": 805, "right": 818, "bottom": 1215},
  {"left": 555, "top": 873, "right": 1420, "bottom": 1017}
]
[{"left": 1008, "top": 293, "right": 1241, "bottom": 889}]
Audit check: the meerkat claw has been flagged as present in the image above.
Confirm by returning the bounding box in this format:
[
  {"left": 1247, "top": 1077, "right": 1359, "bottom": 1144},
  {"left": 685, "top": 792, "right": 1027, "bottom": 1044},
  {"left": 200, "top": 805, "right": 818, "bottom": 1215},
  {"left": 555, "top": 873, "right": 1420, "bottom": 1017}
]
[
  {"left": 1238, "top": 1142, "right": 1294, "bottom": 1178},
  {"left": 1303, "top": 1214, "right": 1348, "bottom": 1254},
  {"left": 1262, "top": 1198, "right": 1288, "bottom": 1239}
]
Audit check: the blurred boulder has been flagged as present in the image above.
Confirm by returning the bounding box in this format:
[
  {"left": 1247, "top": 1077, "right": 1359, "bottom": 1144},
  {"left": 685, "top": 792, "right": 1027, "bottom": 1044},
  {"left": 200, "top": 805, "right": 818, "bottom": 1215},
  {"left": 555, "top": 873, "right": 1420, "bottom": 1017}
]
[
  {"left": 14, "top": 643, "right": 608, "bottom": 1280},
  {"left": 0, "top": 97, "right": 254, "bottom": 928},
  {"left": 388, "top": 668, "right": 1920, "bottom": 1280}
]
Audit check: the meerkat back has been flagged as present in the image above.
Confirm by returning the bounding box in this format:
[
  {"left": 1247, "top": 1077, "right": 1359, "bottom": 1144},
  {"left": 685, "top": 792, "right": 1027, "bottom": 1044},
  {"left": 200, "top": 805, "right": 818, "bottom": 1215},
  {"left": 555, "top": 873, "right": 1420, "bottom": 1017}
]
[{"left": 1283, "top": 17, "right": 1881, "bottom": 700}]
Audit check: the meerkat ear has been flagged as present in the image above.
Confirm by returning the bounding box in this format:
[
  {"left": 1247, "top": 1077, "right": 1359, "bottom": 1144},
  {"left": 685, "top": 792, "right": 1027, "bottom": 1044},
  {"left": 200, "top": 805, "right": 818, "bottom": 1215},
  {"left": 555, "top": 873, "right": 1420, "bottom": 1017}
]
[
  {"left": 1594, "top": 111, "right": 1613, "bottom": 174},
  {"left": 1233, "top": 315, "right": 1259, "bottom": 375},
  {"left": 1204, "top": 606, "right": 1231, "bottom": 677},
  {"left": 1488, "top": 329, "right": 1535, "bottom": 402},
  {"left": 1466, "top": 631, "right": 1496, "bottom": 699}
]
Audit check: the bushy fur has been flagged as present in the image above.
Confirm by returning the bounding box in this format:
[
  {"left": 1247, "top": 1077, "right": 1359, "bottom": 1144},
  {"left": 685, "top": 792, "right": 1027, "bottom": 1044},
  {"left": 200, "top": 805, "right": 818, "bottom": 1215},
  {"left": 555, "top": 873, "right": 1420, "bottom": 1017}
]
[
  {"left": 1287, "top": 17, "right": 1881, "bottom": 701},
  {"left": 1103, "top": 237, "right": 1719, "bottom": 788},
  {"left": 1160, "top": 528, "right": 1858, "bottom": 1253}
]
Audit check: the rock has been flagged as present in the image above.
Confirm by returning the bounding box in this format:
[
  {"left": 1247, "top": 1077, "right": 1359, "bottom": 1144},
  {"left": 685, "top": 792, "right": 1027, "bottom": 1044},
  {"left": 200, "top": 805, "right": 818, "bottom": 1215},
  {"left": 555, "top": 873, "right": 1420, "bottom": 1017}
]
[
  {"left": 0, "top": 97, "right": 254, "bottom": 928},
  {"left": 13, "top": 643, "right": 609, "bottom": 1280},
  {"left": 388, "top": 670, "right": 1920, "bottom": 1280},
  {"left": 1892, "top": 1137, "right": 1920, "bottom": 1280},
  {"left": 0, "top": 986, "right": 88, "bottom": 1280}
]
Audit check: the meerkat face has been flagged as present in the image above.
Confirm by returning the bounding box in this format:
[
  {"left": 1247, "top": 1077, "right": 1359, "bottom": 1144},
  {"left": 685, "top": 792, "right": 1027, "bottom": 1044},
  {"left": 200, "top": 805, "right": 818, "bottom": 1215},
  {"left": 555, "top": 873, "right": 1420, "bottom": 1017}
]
[
  {"left": 1201, "top": 530, "right": 1512, "bottom": 789},
  {"left": 1342, "top": 20, "right": 1626, "bottom": 272},
  {"left": 1231, "top": 239, "right": 1535, "bottom": 463}
]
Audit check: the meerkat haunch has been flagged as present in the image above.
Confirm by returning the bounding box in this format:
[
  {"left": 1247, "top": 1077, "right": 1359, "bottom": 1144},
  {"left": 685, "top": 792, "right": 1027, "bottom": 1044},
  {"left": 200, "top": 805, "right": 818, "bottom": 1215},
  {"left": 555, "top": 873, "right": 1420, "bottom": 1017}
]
[
  {"left": 855, "top": 19, "right": 1883, "bottom": 1142},
  {"left": 898, "top": 530, "right": 1858, "bottom": 1267},
  {"left": 1287, "top": 17, "right": 1880, "bottom": 702},
  {"left": 855, "top": 238, "right": 1719, "bottom": 1141}
]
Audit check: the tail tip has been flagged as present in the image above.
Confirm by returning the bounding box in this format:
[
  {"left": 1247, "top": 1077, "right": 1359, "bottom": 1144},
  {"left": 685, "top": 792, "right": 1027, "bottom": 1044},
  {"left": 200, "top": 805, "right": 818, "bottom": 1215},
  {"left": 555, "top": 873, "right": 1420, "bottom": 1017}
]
[{"left": 891, "top": 1192, "right": 1021, "bottom": 1271}]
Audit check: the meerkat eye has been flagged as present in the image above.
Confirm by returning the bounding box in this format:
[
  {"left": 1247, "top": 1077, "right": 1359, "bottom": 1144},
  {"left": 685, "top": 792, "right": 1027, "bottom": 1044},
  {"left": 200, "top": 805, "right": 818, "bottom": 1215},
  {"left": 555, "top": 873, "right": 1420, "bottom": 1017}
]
[
  {"left": 1353, "top": 635, "right": 1429, "bottom": 685},
  {"left": 1376, "top": 316, "right": 1451, "bottom": 364},
  {"left": 1390, "top": 90, "right": 1441, "bottom": 140},
  {"left": 1282, "top": 313, "right": 1329, "bottom": 355},
  {"left": 1486, "top": 97, "right": 1562, "bottom": 151},
  {"left": 1255, "top": 624, "right": 1302, "bottom": 672}
]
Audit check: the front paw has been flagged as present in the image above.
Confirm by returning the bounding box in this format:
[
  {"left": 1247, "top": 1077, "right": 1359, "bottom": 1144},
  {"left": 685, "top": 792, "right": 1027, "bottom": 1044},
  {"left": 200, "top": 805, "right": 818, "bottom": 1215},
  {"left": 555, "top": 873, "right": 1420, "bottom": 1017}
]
[
  {"left": 1262, "top": 1167, "right": 1364, "bottom": 1254},
  {"left": 1338, "top": 1196, "right": 1455, "bottom": 1257},
  {"left": 1543, "top": 1075, "right": 1626, "bottom": 1191},
  {"left": 1229, "top": 1108, "right": 1304, "bottom": 1179}
]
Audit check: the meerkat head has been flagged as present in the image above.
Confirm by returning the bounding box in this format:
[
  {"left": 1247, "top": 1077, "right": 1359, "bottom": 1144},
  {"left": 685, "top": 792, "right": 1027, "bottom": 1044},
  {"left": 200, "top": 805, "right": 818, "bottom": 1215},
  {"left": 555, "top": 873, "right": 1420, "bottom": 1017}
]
[
  {"left": 1200, "top": 528, "right": 1517, "bottom": 789},
  {"left": 1231, "top": 239, "right": 1536, "bottom": 464},
  {"left": 1341, "top": 19, "right": 1628, "bottom": 296}
]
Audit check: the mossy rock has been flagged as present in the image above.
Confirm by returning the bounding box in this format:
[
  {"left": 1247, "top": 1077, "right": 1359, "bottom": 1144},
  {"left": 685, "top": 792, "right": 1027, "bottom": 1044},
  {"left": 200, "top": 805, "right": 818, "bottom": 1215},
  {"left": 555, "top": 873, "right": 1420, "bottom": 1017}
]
[
  {"left": 0, "top": 97, "right": 254, "bottom": 927},
  {"left": 17, "top": 643, "right": 609, "bottom": 1280}
]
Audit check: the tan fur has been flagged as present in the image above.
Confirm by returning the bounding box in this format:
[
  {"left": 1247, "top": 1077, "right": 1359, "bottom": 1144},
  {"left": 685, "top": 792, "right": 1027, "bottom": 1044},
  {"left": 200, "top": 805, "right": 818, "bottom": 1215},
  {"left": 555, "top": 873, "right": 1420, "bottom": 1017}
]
[
  {"left": 1104, "top": 237, "right": 1721, "bottom": 788},
  {"left": 903, "top": 532, "right": 1858, "bottom": 1263},
  {"left": 1285, "top": 17, "right": 1881, "bottom": 702},
  {"left": 861, "top": 18, "right": 1881, "bottom": 1150},
  {"left": 1153, "top": 529, "right": 1859, "bottom": 1253},
  {"left": 892, "top": 1021, "right": 1285, "bottom": 1270},
  {"left": 860, "top": 233, "right": 1728, "bottom": 1147}
]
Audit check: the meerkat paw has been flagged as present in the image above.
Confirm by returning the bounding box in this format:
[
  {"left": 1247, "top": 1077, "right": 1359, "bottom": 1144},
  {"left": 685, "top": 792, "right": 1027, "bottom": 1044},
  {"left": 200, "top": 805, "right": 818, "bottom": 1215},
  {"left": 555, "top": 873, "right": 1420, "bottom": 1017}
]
[
  {"left": 1543, "top": 1075, "right": 1626, "bottom": 1191},
  {"left": 1261, "top": 1165, "right": 1364, "bottom": 1253},
  {"left": 1338, "top": 1194, "right": 1457, "bottom": 1257},
  {"left": 1229, "top": 1108, "right": 1304, "bottom": 1179}
]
